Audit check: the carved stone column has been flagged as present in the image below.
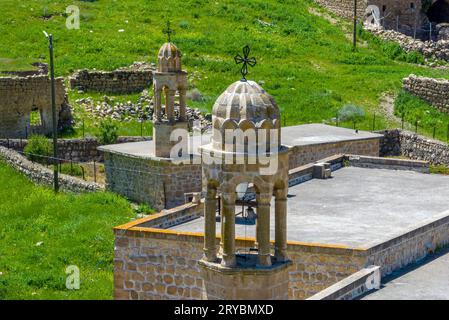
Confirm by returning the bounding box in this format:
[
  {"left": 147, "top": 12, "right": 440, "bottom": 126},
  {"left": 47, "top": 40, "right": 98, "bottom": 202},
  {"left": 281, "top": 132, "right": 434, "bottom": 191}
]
[
  {"left": 179, "top": 89, "right": 187, "bottom": 121},
  {"left": 154, "top": 88, "right": 162, "bottom": 121},
  {"left": 203, "top": 186, "right": 217, "bottom": 262},
  {"left": 221, "top": 192, "right": 236, "bottom": 267},
  {"left": 165, "top": 89, "right": 176, "bottom": 122},
  {"left": 256, "top": 193, "right": 272, "bottom": 267},
  {"left": 274, "top": 188, "right": 288, "bottom": 262}
]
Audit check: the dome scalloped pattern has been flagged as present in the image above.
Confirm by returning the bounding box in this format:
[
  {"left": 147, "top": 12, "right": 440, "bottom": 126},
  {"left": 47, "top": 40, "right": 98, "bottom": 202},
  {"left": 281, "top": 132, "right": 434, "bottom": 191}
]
[
  {"left": 157, "top": 42, "right": 182, "bottom": 72},
  {"left": 212, "top": 80, "right": 280, "bottom": 125}
]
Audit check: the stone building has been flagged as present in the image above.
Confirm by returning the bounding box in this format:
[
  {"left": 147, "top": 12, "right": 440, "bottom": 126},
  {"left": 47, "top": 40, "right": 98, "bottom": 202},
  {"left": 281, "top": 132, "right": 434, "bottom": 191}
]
[
  {"left": 0, "top": 75, "right": 72, "bottom": 139},
  {"left": 112, "top": 74, "right": 449, "bottom": 300},
  {"left": 315, "top": 0, "right": 449, "bottom": 38}
]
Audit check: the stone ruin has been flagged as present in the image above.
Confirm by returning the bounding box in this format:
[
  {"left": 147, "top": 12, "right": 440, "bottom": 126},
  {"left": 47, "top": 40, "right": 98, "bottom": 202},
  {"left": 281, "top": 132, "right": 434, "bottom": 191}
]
[
  {"left": 315, "top": 0, "right": 449, "bottom": 40},
  {"left": 69, "top": 62, "right": 156, "bottom": 94},
  {"left": 0, "top": 75, "right": 72, "bottom": 139}
]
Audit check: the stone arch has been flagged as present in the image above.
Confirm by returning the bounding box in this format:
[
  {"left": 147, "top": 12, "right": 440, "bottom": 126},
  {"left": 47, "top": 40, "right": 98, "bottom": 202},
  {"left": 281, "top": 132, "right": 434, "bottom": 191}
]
[
  {"left": 426, "top": 0, "right": 449, "bottom": 24},
  {"left": 221, "top": 119, "right": 238, "bottom": 151}
]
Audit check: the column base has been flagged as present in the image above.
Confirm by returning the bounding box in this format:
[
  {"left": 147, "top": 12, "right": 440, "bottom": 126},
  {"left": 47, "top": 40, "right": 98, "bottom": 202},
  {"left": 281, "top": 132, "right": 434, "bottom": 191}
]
[{"left": 199, "top": 256, "right": 292, "bottom": 300}]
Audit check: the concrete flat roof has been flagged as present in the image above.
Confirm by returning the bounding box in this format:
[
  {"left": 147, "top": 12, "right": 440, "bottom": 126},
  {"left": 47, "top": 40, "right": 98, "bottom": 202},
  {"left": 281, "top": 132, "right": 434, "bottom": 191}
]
[
  {"left": 168, "top": 167, "right": 449, "bottom": 248},
  {"left": 363, "top": 249, "right": 449, "bottom": 300},
  {"left": 97, "top": 124, "right": 382, "bottom": 159}
]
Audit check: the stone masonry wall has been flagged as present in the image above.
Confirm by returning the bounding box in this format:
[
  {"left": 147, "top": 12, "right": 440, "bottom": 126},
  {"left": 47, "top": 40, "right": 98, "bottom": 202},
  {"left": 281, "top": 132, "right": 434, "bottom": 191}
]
[
  {"left": 0, "top": 146, "right": 102, "bottom": 193},
  {"left": 0, "top": 75, "right": 72, "bottom": 138},
  {"left": 366, "top": 212, "right": 449, "bottom": 276},
  {"left": 0, "top": 136, "right": 149, "bottom": 163},
  {"left": 69, "top": 63, "right": 155, "bottom": 93},
  {"left": 379, "top": 129, "right": 449, "bottom": 165},
  {"left": 113, "top": 229, "right": 368, "bottom": 300},
  {"left": 403, "top": 75, "right": 449, "bottom": 113},
  {"left": 288, "top": 138, "right": 379, "bottom": 169},
  {"left": 114, "top": 207, "right": 449, "bottom": 300},
  {"left": 103, "top": 152, "right": 202, "bottom": 210}
]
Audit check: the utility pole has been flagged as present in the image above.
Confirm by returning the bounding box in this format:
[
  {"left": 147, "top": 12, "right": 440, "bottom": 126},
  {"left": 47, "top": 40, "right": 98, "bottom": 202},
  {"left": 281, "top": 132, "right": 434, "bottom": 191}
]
[
  {"left": 353, "top": 0, "right": 357, "bottom": 50},
  {"left": 44, "top": 31, "right": 59, "bottom": 192}
]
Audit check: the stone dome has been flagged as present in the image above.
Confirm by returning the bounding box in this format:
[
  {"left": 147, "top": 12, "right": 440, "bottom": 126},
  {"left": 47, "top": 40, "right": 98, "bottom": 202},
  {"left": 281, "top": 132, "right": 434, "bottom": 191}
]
[
  {"left": 211, "top": 80, "right": 281, "bottom": 151},
  {"left": 212, "top": 80, "right": 280, "bottom": 125},
  {"left": 157, "top": 42, "right": 182, "bottom": 73}
]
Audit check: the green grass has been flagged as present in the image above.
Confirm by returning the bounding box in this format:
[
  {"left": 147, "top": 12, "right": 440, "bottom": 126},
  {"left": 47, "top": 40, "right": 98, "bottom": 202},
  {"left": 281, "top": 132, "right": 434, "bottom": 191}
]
[
  {"left": 0, "top": 161, "right": 135, "bottom": 299},
  {"left": 1, "top": 0, "right": 449, "bottom": 136},
  {"left": 394, "top": 90, "right": 449, "bottom": 142},
  {"left": 430, "top": 165, "right": 449, "bottom": 175}
]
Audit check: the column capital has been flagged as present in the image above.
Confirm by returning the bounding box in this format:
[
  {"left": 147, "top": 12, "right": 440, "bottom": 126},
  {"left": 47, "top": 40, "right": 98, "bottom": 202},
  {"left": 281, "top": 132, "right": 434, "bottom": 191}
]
[
  {"left": 221, "top": 192, "right": 236, "bottom": 205},
  {"left": 257, "top": 193, "right": 272, "bottom": 205}
]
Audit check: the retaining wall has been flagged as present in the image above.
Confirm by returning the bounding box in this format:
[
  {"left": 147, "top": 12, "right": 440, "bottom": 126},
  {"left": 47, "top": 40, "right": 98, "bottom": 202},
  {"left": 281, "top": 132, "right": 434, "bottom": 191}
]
[
  {"left": 403, "top": 75, "right": 449, "bottom": 113},
  {"left": 0, "top": 146, "right": 102, "bottom": 193},
  {"left": 379, "top": 129, "right": 449, "bottom": 165}
]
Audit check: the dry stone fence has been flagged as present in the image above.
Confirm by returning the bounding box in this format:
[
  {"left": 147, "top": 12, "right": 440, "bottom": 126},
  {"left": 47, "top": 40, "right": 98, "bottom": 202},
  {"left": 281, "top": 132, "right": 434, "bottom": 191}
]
[
  {"left": 379, "top": 129, "right": 449, "bottom": 165},
  {"left": 69, "top": 62, "right": 155, "bottom": 93},
  {"left": 0, "top": 75, "right": 72, "bottom": 139},
  {"left": 403, "top": 75, "right": 449, "bottom": 113}
]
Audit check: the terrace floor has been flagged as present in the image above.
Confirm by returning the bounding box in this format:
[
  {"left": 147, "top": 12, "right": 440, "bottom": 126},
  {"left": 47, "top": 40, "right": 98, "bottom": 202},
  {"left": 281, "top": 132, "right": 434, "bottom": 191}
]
[
  {"left": 363, "top": 249, "right": 449, "bottom": 300},
  {"left": 168, "top": 166, "right": 449, "bottom": 248}
]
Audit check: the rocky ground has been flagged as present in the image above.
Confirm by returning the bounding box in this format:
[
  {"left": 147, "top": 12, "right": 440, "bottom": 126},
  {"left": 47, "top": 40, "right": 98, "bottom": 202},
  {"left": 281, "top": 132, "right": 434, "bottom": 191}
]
[{"left": 75, "top": 90, "right": 212, "bottom": 131}]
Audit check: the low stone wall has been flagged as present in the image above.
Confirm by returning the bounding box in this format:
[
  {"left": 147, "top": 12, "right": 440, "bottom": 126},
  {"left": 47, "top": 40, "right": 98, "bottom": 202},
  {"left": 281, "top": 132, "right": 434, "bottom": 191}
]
[
  {"left": 365, "top": 210, "right": 449, "bottom": 276},
  {"left": 379, "top": 129, "right": 449, "bottom": 165},
  {"left": 288, "top": 138, "right": 379, "bottom": 169},
  {"left": 69, "top": 63, "right": 155, "bottom": 93},
  {"left": 0, "top": 146, "right": 102, "bottom": 193},
  {"left": 0, "top": 136, "right": 150, "bottom": 163},
  {"left": 403, "top": 75, "right": 449, "bottom": 113},
  {"left": 307, "top": 266, "right": 380, "bottom": 300},
  {"left": 346, "top": 154, "right": 429, "bottom": 173},
  {"left": 368, "top": 27, "right": 449, "bottom": 62}
]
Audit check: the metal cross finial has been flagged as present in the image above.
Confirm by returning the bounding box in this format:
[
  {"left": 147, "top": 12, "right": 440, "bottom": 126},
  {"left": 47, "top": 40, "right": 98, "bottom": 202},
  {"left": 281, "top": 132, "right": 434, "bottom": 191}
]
[
  {"left": 162, "top": 20, "right": 175, "bottom": 43},
  {"left": 234, "top": 45, "right": 256, "bottom": 82}
]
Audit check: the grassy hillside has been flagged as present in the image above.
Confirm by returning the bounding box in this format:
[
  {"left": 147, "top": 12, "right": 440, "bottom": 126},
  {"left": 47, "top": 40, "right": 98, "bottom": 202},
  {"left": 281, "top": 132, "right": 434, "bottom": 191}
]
[
  {"left": 0, "top": 161, "right": 134, "bottom": 299},
  {"left": 1, "top": 0, "right": 448, "bottom": 133}
]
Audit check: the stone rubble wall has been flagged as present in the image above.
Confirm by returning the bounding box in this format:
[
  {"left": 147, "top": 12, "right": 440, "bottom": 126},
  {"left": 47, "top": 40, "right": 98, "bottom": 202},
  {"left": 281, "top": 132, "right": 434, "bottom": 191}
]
[
  {"left": 314, "top": 0, "right": 367, "bottom": 19},
  {"left": 0, "top": 136, "right": 150, "bottom": 163},
  {"left": 379, "top": 129, "right": 449, "bottom": 165},
  {"left": 69, "top": 63, "right": 155, "bottom": 93},
  {"left": 403, "top": 74, "right": 449, "bottom": 113},
  {"left": 0, "top": 75, "right": 72, "bottom": 138},
  {"left": 0, "top": 146, "right": 102, "bottom": 193},
  {"left": 369, "top": 27, "right": 449, "bottom": 62}
]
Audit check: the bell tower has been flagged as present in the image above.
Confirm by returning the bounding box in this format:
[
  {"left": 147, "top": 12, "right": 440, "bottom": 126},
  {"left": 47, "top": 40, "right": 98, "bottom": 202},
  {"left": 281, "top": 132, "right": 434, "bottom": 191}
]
[
  {"left": 198, "top": 46, "right": 292, "bottom": 300},
  {"left": 152, "top": 22, "right": 188, "bottom": 158}
]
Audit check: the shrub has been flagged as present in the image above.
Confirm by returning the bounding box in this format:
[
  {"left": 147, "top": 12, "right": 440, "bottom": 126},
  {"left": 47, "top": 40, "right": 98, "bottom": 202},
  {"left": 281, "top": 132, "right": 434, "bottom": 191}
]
[
  {"left": 338, "top": 104, "right": 365, "bottom": 129},
  {"left": 97, "top": 120, "right": 118, "bottom": 145},
  {"left": 186, "top": 88, "right": 203, "bottom": 102},
  {"left": 24, "top": 135, "right": 53, "bottom": 164}
]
